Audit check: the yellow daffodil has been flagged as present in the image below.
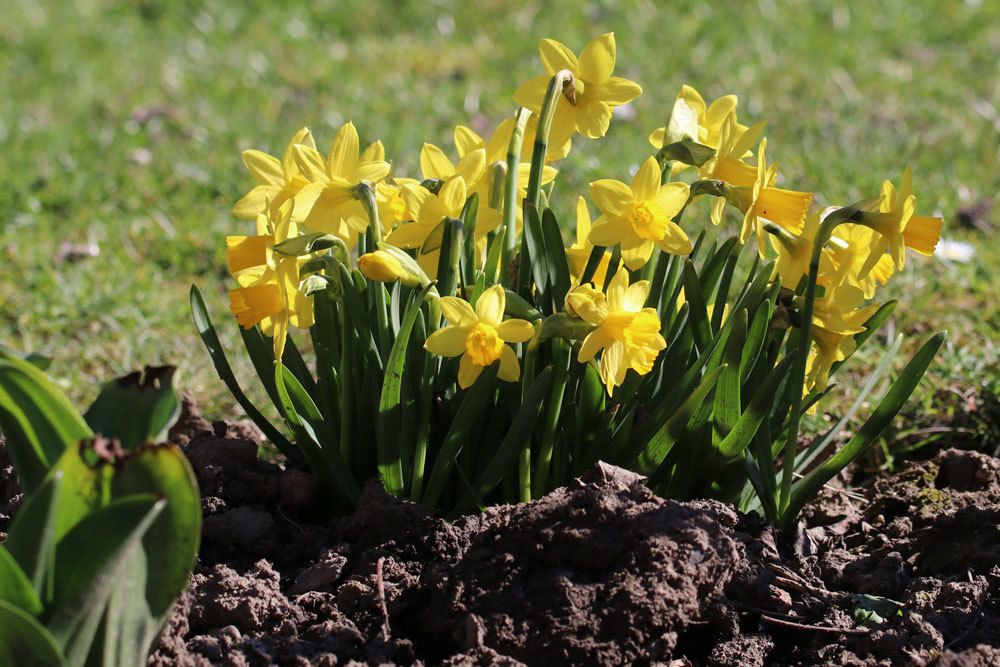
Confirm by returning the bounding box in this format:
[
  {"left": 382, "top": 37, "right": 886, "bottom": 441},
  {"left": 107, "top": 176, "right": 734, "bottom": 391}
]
[
  {"left": 806, "top": 297, "right": 881, "bottom": 392},
  {"left": 455, "top": 116, "right": 570, "bottom": 167},
  {"left": 291, "top": 122, "right": 391, "bottom": 247},
  {"left": 424, "top": 285, "right": 535, "bottom": 388},
  {"left": 826, "top": 220, "right": 895, "bottom": 299},
  {"left": 374, "top": 178, "right": 419, "bottom": 234},
  {"left": 358, "top": 246, "right": 428, "bottom": 288},
  {"left": 725, "top": 138, "right": 812, "bottom": 256},
  {"left": 234, "top": 127, "right": 317, "bottom": 219},
  {"left": 565, "top": 196, "right": 611, "bottom": 285},
  {"left": 567, "top": 267, "right": 666, "bottom": 395},
  {"left": 586, "top": 156, "right": 692, "bottom": 269},
  {"left": 386, "top": 175, "right": 500, "bottom": 277},
  {"left": 514, "top": 33, "right": 642, "bottom": 149},
  {"left": 419, "top": 141, "right": 503, "bottom": 233},
  {"left": 227, "top": 200, "right": 314, "bottom": 360},
  {"left": 857, "top": 167, "right": 943, "bottom": 274},
  {"left": 649, "top": 85, "right": 748, "bottom": 175}
]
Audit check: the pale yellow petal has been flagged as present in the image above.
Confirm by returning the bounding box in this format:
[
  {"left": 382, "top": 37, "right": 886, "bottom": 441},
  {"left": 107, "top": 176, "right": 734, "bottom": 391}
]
[
  {"left": 588, "top": 179, "right": 633, "bottom": 217},
  {"left": 513, "top": 75, "right": 551, "bottom": 112},
  {"left": 575, "top": 100, "right": 612, "bottom": 139},
  {"left": 577, "top": 33, "right": 615, "bottom": 83},
  {"left": 578, "top": 329, "right": 609, "bottom": 363},
  {"left": 587, "top": 215, "right": 631, "bottom": 247},
  {"left": 623, "top": 281, "right": 651, "bottom": 311},
  {"left": 455, "top": 148, "right": 486, "bottom": 186},
  {"left": 631, "top": 157, "right": 661, "bottom": 203},
  {"left": 291, "top": 144, "right": 328, "bottom": 183},
  {"left": 233, "top": 185, "right": 277, "bottom": 219},
  {"left": 475, "top": 285, "right": 505, "bottom": 325},
  {"left": 242, "top": 150, "right": 283, "bottom": 187},
  {"left": 328, "top": 122, "right": 360, "bottom": 179},
  {"left": 621, "top": 240, "right": 654, "bottom": 270},
  {"left": 496, "top": 319, "right": 534, "bottom": 343},
  {"left": 575, "top": 196, "right": 592, "bottom": 245},
  {"left": 497, "top": 345, "right": 520, "bottom": 382},
  {"left": 420, "top": 143, "right": 455, "bottom": 180},
  {"left": 454, "top": 125, "right": 483, "bottom": 158},
  {"left": 599, "top": 340, "right": 626, "bottom": 395},
  {"left": 439, "top": 176, "right": 467, "bottom": 215},
  {"left": 539, "top": 38, "right": 579, "bottom": 76},
  {"left": 424, "top": 325, "right": 470, "bottom": 357},
  {"left": 594, "top": 76, "right": 641, "bottom": 106},
  {"left": 439, "top": 296, "right": 478, "bottom": 326},
  {"left": 458, "top": 353, "right": 484, "bottom": 389},
  {"left": 605, "top": 267, "right": 630, "bottom": 311},
  {"left": 360, "top": 140, "right": 385, "bottom": 163}
]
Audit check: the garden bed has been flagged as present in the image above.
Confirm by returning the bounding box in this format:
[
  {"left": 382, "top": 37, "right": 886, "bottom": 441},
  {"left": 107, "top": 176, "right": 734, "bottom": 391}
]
[{"left": 3, "top": 400, "right": 998, "bottom": 666}]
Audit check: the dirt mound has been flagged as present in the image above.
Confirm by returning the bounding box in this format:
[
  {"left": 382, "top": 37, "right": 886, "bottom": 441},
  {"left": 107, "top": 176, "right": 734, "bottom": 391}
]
[{"left": 4, "top": 406, "right": 1000, "bottom": 665}]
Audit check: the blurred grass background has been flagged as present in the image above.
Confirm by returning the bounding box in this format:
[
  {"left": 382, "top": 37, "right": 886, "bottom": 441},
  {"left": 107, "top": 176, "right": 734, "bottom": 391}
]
[{"left": 1, "top": 0, "right": 998, "bottom": 442}]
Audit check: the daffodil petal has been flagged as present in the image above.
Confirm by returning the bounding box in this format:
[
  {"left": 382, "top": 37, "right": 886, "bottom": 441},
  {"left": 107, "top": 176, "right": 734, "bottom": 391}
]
[
  {"left": 420, "top": 143, "right": 455, "bottom": 180},
  {"left": 595, "top": 76, "right": 642, "bottom": 106},
  {"left": 497, "top": 345, "right": 520, "bottom": 382},
  {"left": 496, "top": 319, "right": 534, "bottom": 343},
  {"left": 513, "top": 75, "right": 551, "bottom": 112},
  {"left": 328, "top": 122, "right": 360, "bottom": 179},
  {"left": 587, "top": 215, "right": 630, "bottom": 247},
  {"left": 458, "top": 353, "right": 483, "bottom": 389},
  {"left": 454, "top": 125, "right": 483, "bottom": 158},
  {"left": 578, "top": 329, "right": 609, "bottom": 363},
  {"left": 242, "top": 150, "right": 283, "bottom": 187},
  {"left": 631, "top": 157, "right": 661, "bottom": 203},
  {"left": 621, "top": 240, "right": 654, "bottom": 270},
  {"left": 539, "top": 38, "right": 579, "bottom": 76},
  {"left": 575, "top": 100, "right": 613, "bottom": 139},
  {"left": 439, "top": 176, "right": 467, "bottom": 216},
  {"left": 439, "top": 296, "right": 478, "bottom": 326},
  {"left": 577, "top": 33, "right": 615, "bottom": 83},
  {"left": 657, "top": 182, "right": 691, "bottom": 217},
  {"left": 424, "top": 325, "right": 470, "bottom": 357},
  {"left": 589, "top": 179, "right": 632, "bottom": 217},
  {"left": 292, "top": 144, "right": 328, "bottom": 183},
  {"left": 473, "top": 285, "right": 504, "bottom": 324}
]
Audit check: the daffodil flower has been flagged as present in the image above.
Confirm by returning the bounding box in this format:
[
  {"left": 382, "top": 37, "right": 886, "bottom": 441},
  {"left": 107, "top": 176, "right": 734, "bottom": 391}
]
[
  {"left": 857, "top": 167, "right": 943, "bottom": 274},
  {"left": 586, "top": 156, "right": 692, "bottom": 269},
  {"left": 424, "top": 285, "right": 535, "bottom": 388},
  {"left": 234, "top": 127, "right": 317, "bottom": 219},
  {"left": 725, "top": 138, "right": 813, "bottom": 256},
  {"left": 227, "top": 200, "right": 314, "bottom": 360},
  {"left": 514, "top": 33, "right": 642, "bottom": 149},
  {"left": 567, "top": 267, "right": 666, "bottom": 395},
  {"left": 418, "top": 141, "right": 502, "bottom": 233},
  {"left": 826, "top": 219, "right": 895, "bottom": 299},
  {"left": 290, "top": 122, "right": 391, "bottom": 248},
  {"left": 565, "top": 196, "right": 611, "bottom": 285},
  {"left": 455, "top": 115, "right": 570, "bottom": 166},
  {"left": 648, "top": 85, "right": 747, "bottom": 175}
]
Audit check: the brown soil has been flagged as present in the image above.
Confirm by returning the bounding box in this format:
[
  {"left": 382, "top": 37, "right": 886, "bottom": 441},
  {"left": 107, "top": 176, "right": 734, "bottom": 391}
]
[{"left": 2, "top": 402, "right": 999, "bottom": 665}]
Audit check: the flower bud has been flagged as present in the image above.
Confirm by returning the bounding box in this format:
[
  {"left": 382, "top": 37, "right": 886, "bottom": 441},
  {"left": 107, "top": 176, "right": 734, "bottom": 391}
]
[{"left": 358, "top": 247, "right": 428, "bottom": 288}]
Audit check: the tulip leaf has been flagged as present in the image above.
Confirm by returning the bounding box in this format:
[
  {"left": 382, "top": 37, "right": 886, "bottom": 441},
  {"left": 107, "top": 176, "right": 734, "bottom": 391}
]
[
  {"left": 0, "top": 356, "right": 92, "bottom": 493},
  {"left": 0, "top": 600, "right": 66, "bottom": 667},
  {"left": 83, "top": 366, "right": 180, "bottom": 451},
  {"left": 46, "top": 495, "right": 164, "bottom": 665}
]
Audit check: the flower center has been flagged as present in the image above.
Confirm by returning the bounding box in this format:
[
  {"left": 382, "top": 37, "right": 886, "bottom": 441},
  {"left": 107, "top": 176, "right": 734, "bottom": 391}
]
[
  {"left": 602, "top": 312, "right": 638, "bottom": 342},
  {"left": 465, "top": 322, "right": 505, "bottom": 366},
  {"left": 627, "top": 202, "right": 666, "bottom": 241}
]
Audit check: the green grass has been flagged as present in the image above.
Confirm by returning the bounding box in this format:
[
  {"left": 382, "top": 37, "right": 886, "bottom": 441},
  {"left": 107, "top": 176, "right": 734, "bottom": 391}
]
[{"left": 1, "top": 0, "right": 997, "bottom": 422}]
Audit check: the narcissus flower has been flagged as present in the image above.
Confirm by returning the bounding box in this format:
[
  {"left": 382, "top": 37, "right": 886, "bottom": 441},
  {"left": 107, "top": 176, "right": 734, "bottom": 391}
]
[
  {"left": 514, "top": 33, "right": 642, "bottom": 149},
  {"left": 234, "top": 127, "right": 317, "bottom": 219},
  {"left": 587, "top": 156, "right": 692, "bottom": 269},
  {"left": 565, "top": 196, "right": 611, "bottom": 285},
  {"left": 567, "top": 267, "right": 666, "bottom": 395},
  {"left": 857, "top": 167, "right": 943, "bottom": 274},
  {"left": 424, "top": 285, "right": 535, "bottom": 388},
  {"left": 291, "top": 122, "right": 391, "bottom": 247},
  {"left": 649, "top": 85, "right": 748, "bottom": 174},
  {"left": 227, "top": 200, "right": 314, "bottom": 361},
  {"left": 826, "top": 219, "right": 895, "bottom": 299},
  {"left": 725, "top": 138, "right": 812, "bottom": 256}
]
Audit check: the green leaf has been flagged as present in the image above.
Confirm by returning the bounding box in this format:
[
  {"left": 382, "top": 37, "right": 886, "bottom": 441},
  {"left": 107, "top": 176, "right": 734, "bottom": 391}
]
[
  {"left": 537, "top": 313, "right": 595, "bottom": 340},
  {"left": 0, "top": 356, "right": 92, "bottom": 493},
  {"left": 657, "top": 140, "right": 717, "bottom": 167},
  {"left": 271, "top": 231, "right": 346, "bottom": 257},
  {"left": 46, "top": 495, "right": 164, "bottom": 666},
  {"left": 522, "top": 203, "right": 551, "bottom": 310},
  {"left": 422, "top": 364, "right": 499, "bottom": 508},
  {"left": 456, "top": 367, "right": 554, "bottom": 513},
  {"left": 503, "top": 289, "right": 543, "bottom": 321},
  {"left": 483, "top": 227, "right": 506, "bottom": 284},
  {"left": 637, "top": 365, "right": 726, "bottom": 474},
  {"left": 336, "top": 265, "right": 383, "bottom": 368},
  {"left": 541, "top": 208, "right": 572, "bottom": 310},
  {"left": 378, "top": 284, "right": 434, "bottom": 497},
  {"left": 712, "top": 310, "right": 747, "bottom": 442},
  {"left": 83, "top": 366, "right": 180, "bottom": 450},
  {"left": 784, "top": 331, "right": 946, "bottom": 527},
  {"left": 100, "top": 445, "right": 201, "bottom": 666},
  {"left": 274, "top": 364, "right": 361, "bottom": 505},
  {"left": 189, "top": 285, "right": 293, "bottom": 454},
  {"left": 3, "top": 471, "right": 62, "bottom": 598},
  {"left": 434, "top": 218, "right": 464, "bottom": 299},
  {"left": 682, "top": 260, "right": 712, "bottom": 352},
  {"left": 716, "top": 355, "right": 794, "bottom": 459},
  {"left": 460, "top": 192, "right": 480, "bottom": 285},
  {"left": 0, "top": 547, "right": 43, "bottom": 616},
  {"left": 0, "top": 600, "right": 66, "bottom": 667}
]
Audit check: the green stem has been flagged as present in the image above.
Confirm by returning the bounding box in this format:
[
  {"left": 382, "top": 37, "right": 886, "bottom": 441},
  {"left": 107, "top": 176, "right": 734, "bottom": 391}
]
[
  {"left": 410, "top": 298, "right": 440, "bottom": 502},
  {"left": 778, "top": 215, "right": 840, "bottom": 515},
  {"left": 501, "top": 109, "right": 531, "bottom": 287},
  {"left": 356, "top": 183, "right": 390, "bottom": 354},
  {"left": 518, "top": 346, "right": 537, "bottom": 502},
  {"left": 532, "top": 341, "right": 571, "bottom": 497},
  {"left": 525, "top": 70, "right": 573, "bottom": 211},
  {"left": 339, "top": 306, "right": 355, "bottom": 466}
]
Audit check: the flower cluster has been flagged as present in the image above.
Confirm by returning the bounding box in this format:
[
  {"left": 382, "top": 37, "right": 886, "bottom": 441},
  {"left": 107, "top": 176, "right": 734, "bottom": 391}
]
[{"left": 204, "top": 32, "right": 945, "bottom": 520}]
